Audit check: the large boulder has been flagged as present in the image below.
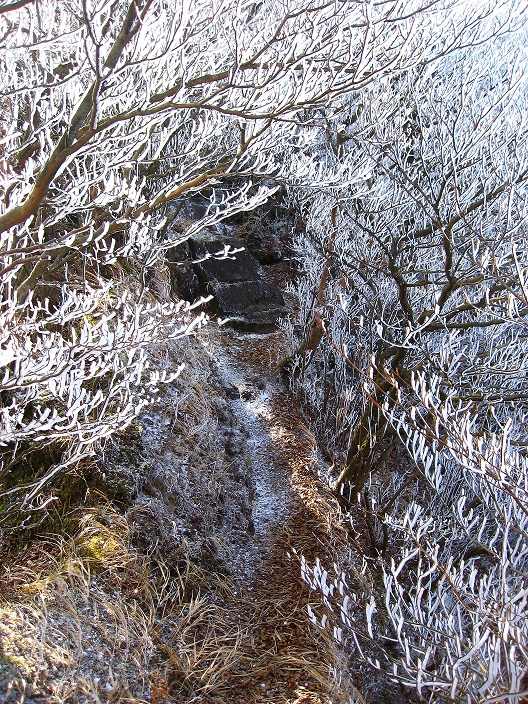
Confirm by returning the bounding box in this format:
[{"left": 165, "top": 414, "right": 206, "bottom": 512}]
[
  {"left": 190, "top": 239, "right": 261, "bottom": 284},
  {"left": 210, "top": 280, "right": 287, "bottom": 332},
  {"left": 178, "top": 238, "right": 288, "bottom": 332}
]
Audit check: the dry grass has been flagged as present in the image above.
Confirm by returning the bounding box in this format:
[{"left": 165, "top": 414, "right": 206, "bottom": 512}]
[
  {"left": 0, "top": 505, "right": 157, "bottom": 702},
  {"left": 0, "top": 505, "right": 245, "bottom": 703},
  {"left": 0, "top": 329, "right": 366, "bottom": 704},
  {"left": 153, "top": 594, "right": 245, "bottom": 702}
]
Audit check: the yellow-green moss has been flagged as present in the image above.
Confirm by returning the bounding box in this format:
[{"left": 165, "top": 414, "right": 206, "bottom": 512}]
[{"left": 81, "top": 533, "right": 121, "bottom": 562}]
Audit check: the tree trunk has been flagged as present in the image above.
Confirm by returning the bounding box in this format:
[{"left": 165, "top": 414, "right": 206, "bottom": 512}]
[
  {"left": 333, "top": 367, "right": 399, "bottom": 501},
  {"left": 281, "top": 205, "right": 338, "bottom": 375}
]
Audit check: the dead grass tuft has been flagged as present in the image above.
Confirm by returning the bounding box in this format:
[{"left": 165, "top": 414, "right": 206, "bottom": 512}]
[{"left": 0, "top": 505, "right": 158, "bottom": 702}]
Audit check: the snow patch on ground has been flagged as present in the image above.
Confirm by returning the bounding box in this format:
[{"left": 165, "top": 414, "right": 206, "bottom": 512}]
[{"left": 210, "top": 332, "right": 293, "bottom": 579}]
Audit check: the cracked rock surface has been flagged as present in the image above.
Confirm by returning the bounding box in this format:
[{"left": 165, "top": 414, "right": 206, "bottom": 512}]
[{"left": 185, "top": 238, "right": 289, "bottom": 332}]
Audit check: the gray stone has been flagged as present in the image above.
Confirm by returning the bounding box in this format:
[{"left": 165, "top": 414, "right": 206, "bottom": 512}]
[
  {"left": 176, "top": 265, "right": 202, "bottom": 301},
  {"left": 190, "top": 238, "right": 261, "bottom": 283},
  {"left": 224, "top": 384, "right": 240, "bottom": 400},
  {"left": 180, "top": 237, "right": 288, "bottom": 332},
  {"left": 252, "top": 249, "right": 282, "bottom": 264},
  {"left": 210, "top": 280, "right": 284, "bottom": 313}
]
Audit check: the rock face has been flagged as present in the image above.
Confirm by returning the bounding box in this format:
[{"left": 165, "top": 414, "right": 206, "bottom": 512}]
[
  {"left": 178, "top": 238, "right": 288, "bottom": 332},
  {"left": 192, "top": 239, "right": 261, "bottom": 283}
]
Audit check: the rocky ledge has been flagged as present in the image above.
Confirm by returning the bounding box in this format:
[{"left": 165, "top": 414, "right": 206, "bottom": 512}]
[{"left": 175, "top": 238, "right": 289, "bottom": 333}]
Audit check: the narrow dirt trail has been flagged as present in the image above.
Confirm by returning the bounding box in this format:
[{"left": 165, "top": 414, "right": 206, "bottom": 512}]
[
  {"left": 204, "top": 328, "right": 357, "bottom": 704},
  {"left": 210, "top": 334, "right": 293, "bottom": 581}
]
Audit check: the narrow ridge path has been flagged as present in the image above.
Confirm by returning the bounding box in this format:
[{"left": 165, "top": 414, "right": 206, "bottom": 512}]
[
  {"left": 204, "top": 327, "right": 356, "bottom": 704},
  {"left": 210, "top": 332, "right": 293, "bottom": 579}
]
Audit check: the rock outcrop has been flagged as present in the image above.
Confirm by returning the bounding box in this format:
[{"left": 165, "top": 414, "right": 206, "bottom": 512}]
[{"left": 174, "top": 238, "right": 288, "bottom": 333}]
